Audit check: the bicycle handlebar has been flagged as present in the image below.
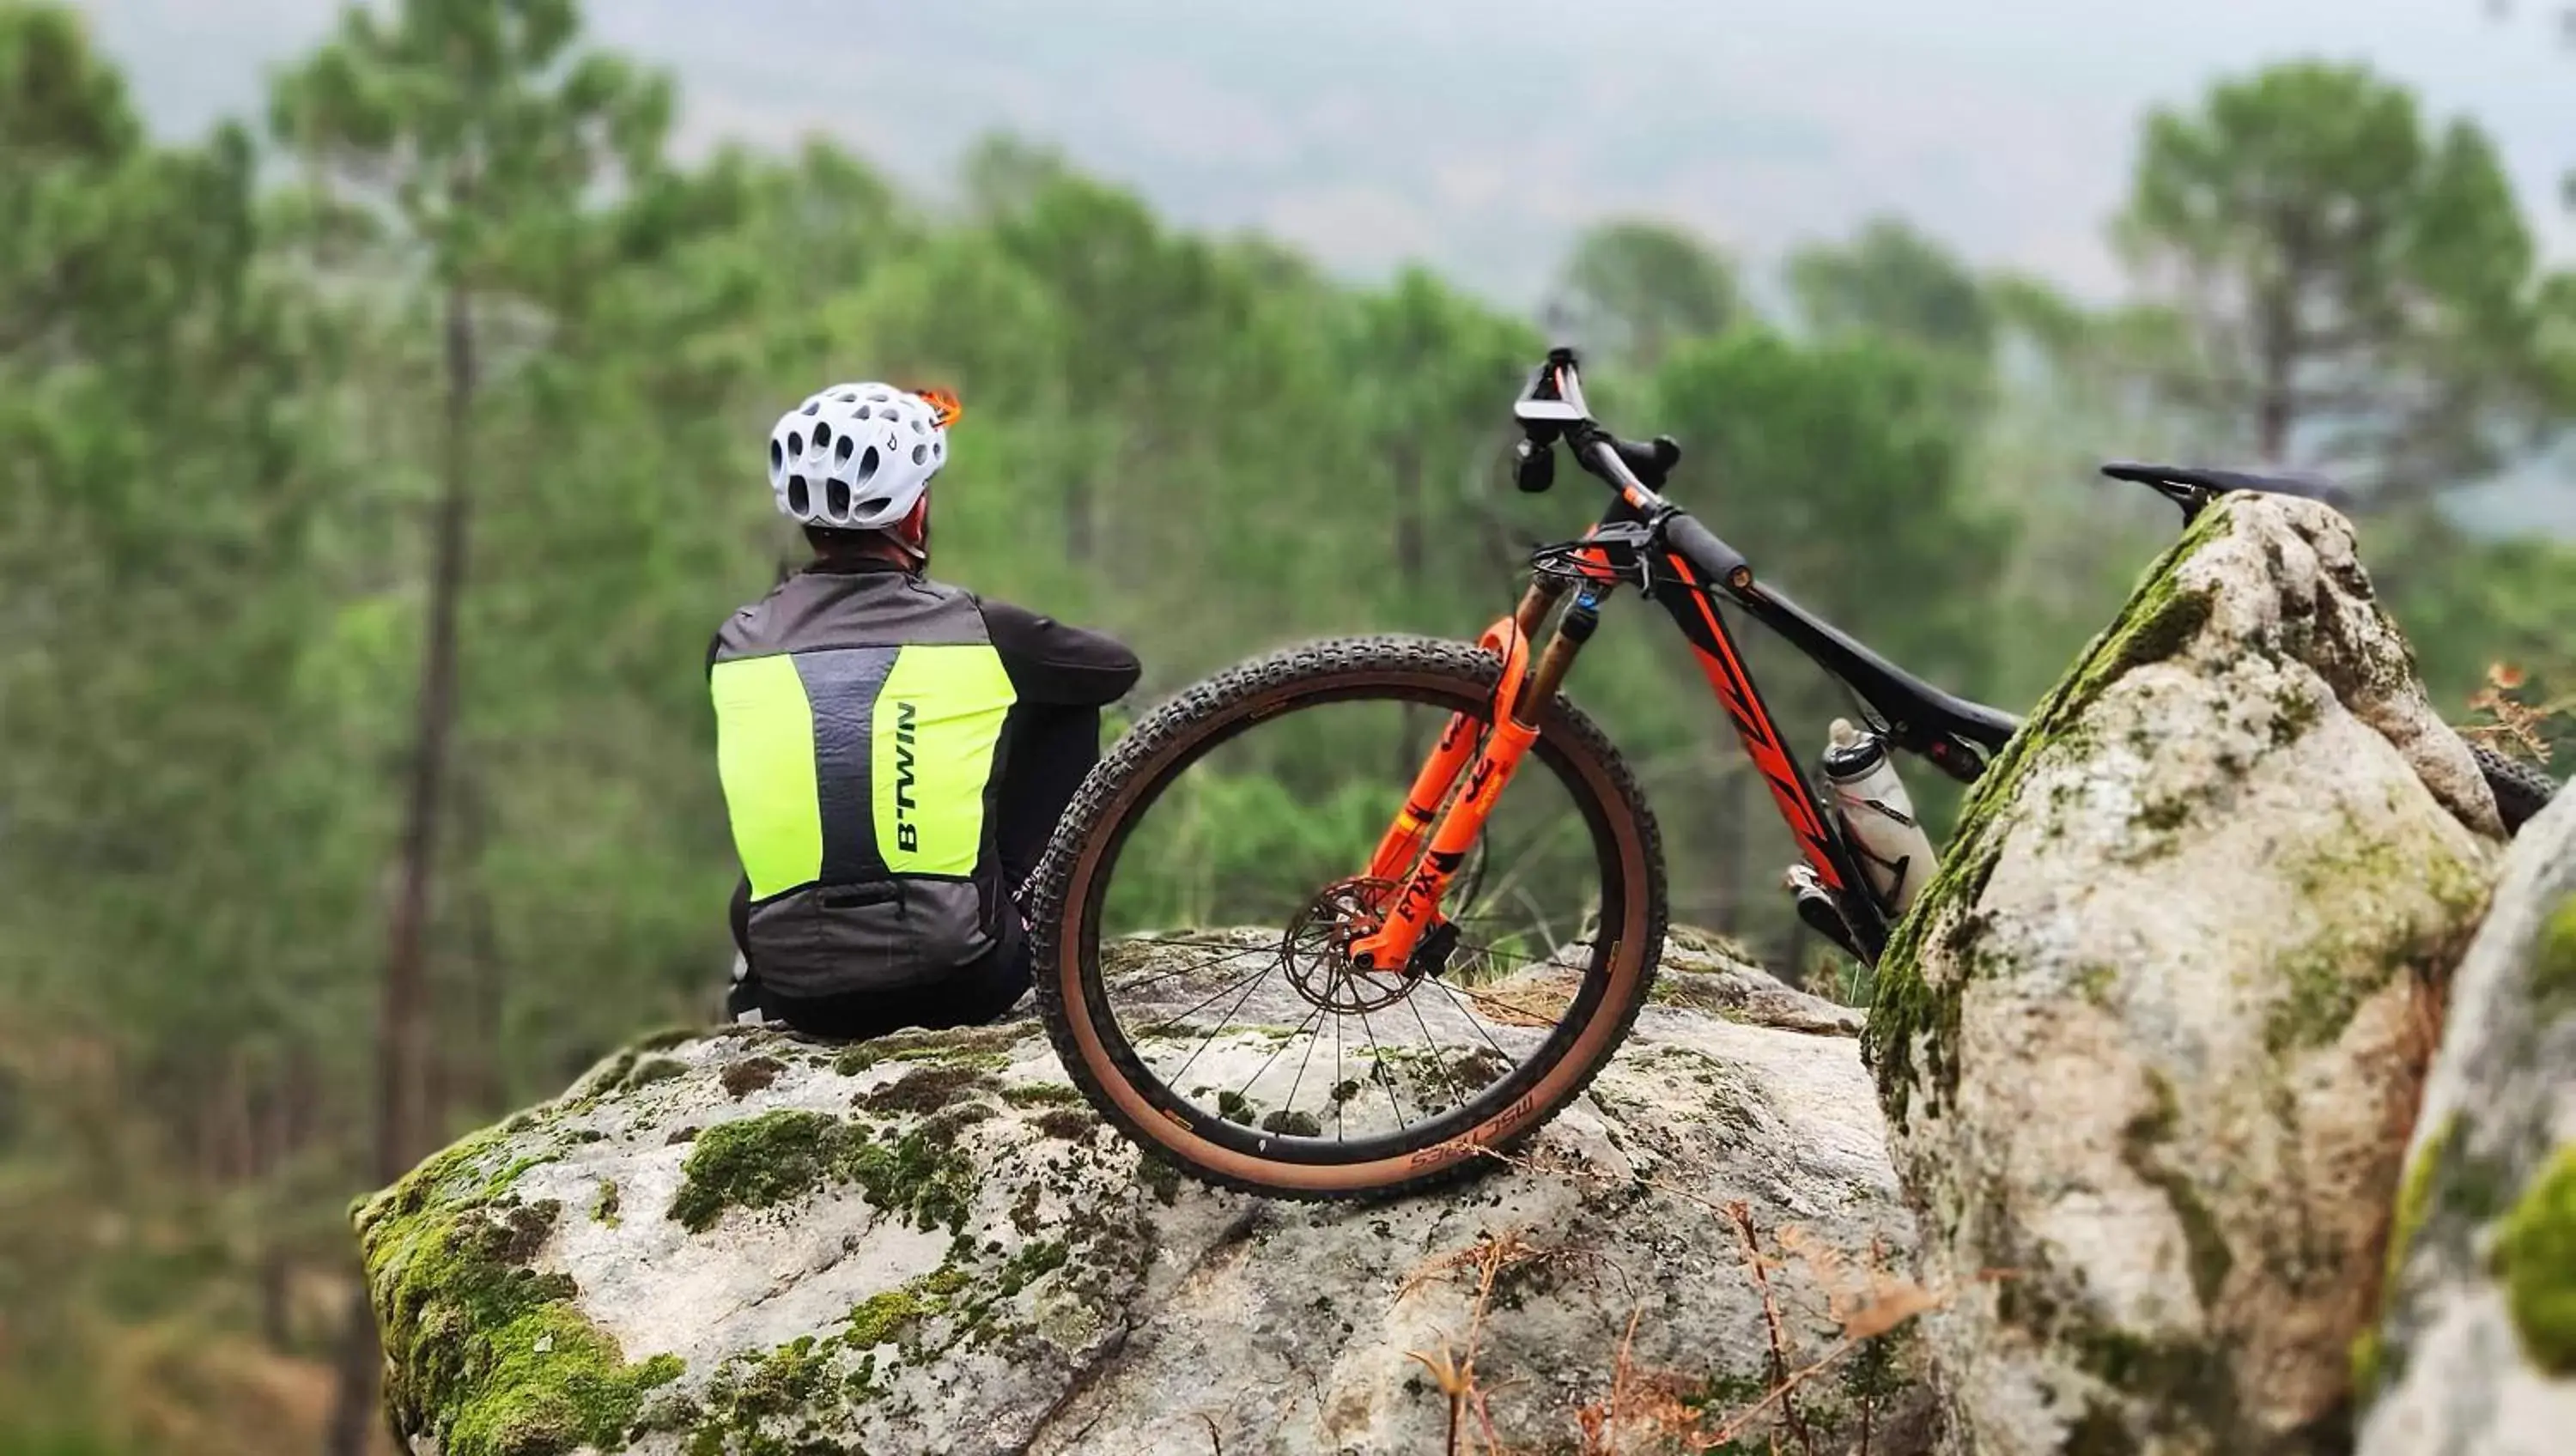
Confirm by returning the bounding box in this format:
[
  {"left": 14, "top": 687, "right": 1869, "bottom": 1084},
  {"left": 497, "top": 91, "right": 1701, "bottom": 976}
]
[{"left": 1513, "top": 348, "right": 1683, "bottom": 509}]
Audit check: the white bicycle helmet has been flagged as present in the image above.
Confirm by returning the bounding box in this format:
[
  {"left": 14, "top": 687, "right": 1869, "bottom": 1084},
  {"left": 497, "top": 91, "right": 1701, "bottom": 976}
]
[{"left": 766, "top": 382, "right": 956, "bottom": 530}]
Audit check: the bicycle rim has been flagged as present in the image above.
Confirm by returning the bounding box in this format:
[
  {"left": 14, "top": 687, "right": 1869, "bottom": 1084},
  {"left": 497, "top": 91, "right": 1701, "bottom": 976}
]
[{"left": 1034, "top": 637, "right": 1663, "bottom": 1198}]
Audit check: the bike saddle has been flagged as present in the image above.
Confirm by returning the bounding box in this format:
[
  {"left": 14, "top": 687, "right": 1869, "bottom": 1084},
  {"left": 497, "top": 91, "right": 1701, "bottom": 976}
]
[{"left": 2101, "top": 461, "right": 2354, "bottom": 517}]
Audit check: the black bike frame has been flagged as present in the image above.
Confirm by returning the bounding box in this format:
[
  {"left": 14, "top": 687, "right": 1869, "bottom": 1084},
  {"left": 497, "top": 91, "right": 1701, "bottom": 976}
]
[{"left": 1513, "top": 353, "right": 2023, "bottom": 962}]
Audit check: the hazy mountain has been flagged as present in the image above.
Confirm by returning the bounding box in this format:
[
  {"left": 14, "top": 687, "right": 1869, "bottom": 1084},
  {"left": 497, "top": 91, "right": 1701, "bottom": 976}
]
[{"left": 72, "top": 0, "right": 2576, "bottom": 308}]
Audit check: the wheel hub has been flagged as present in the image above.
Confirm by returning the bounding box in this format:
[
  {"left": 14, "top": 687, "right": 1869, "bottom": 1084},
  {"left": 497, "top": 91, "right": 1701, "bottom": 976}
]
[{"left": 1279, "top": 876, "right": 1419, "bottom": 1014}]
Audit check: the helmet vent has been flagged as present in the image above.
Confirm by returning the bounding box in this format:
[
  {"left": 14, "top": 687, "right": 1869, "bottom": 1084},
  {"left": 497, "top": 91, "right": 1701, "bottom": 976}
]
[
  {"left": 787, "top": 431, "right": 805, "bottom": 458},
  {"left": 769, "top": 440, "right": 783, "bottom": 472},
  {"left": 813, "top": 422, "right": 831, "bottom": 451},
  {"left": 802, "top": 401, "right": 820, "bottom": 416},
  {"left": 835, "top": 435, "right": 855, "bottom": 463},
  {"left": 911, "top": 443, "right": 927, "bottom": 465},
  {"left": 786, "top": 476, "right": 810, "bottom": 515},
  {"left": 825, "top": 479, "right": 852, "bottom": 519},
  {"left": 856, "top": 446, "right": 880, "bottom": 485},
  {"left": 855, "top": 404, "right": 871, "bottom": 420},
  {"left": 858, "top": 496, "right": 893, "bottom": 518}
]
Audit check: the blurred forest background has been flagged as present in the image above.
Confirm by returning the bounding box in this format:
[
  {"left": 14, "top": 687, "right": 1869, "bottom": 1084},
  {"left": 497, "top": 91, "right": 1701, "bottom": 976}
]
[{"left": 9, "top": 1, "right": 2576, "bottom": 1451}]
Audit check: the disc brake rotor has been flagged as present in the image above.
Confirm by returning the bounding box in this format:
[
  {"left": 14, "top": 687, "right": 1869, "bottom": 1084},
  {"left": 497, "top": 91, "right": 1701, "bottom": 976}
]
[{"left": 1279, "top": 875, "right": 1419, "bottom": 1015}]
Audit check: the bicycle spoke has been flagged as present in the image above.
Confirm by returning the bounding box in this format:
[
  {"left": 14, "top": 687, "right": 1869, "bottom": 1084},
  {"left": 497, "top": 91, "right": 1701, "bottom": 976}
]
[
  {"left": 1354, "top": 1004, "right": 1405, "bottom": 1132},
  {"left": 1333, "top": 1007, "right": 1345, "bottom": 1142},
  {"left": 1428, "top": 976, "right": 1518, "bottom": 1064},
  {"left": 1405, "top": 993, "right": 1470, "bottom": 1115},
  {"left": 1135, "top": 953, "right": 1284, "bottom": 1036},
  {"left": 1231, "top": 998, "right": 1330, "bottom": 1106},
  {"left": 1282, "top": 1003, "right": 1327, "bottom": 1126},
  {"left": 1109, "top": 943, "right": 1276, "bottom": 994},
  {"left": 1164, "top": 958, "right": 1285, "bottom": 1089}
]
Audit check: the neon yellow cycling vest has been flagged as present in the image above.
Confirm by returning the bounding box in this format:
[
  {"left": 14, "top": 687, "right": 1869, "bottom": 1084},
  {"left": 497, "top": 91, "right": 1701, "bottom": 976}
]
[{"left": 708, "top": 570, "right": 1018, "bottom": 996}]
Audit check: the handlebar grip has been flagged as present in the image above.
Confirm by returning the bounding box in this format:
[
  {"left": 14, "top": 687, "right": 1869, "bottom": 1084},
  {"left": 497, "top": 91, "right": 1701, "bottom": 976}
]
[{"left": 1513, "top": 438, "right": 1556, "bottom": 494}]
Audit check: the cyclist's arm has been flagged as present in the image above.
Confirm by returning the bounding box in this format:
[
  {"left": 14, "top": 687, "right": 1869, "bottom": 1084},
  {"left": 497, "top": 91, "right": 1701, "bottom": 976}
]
[{"left": 975, "top": 596, "right": 1140, "bottom": 707}]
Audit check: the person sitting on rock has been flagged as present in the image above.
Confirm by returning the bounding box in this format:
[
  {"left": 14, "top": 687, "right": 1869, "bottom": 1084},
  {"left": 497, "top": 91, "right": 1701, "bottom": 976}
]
[{"left": 709, "top": 382, "right": 1139, "bottom": 1039}]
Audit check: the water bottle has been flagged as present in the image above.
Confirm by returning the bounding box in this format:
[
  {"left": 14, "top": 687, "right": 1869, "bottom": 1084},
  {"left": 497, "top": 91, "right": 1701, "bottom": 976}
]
[{"left": 1820, "top": 718, "right": 1938, "bottom": 915}]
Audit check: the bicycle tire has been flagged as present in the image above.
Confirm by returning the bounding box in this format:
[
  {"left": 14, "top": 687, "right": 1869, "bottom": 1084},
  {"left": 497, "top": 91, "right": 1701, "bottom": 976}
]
[
  {"left": 2467, "top": 739, "right": 2557, "bottom": 835},
  {"left": 1025, "top": 634, "right": 1668, "bottom": 1202}
]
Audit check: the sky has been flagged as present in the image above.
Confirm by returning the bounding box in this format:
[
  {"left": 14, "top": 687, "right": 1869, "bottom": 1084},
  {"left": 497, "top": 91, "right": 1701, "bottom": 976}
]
[{"left": 70, "top": 0, "right": 2576, "bottom": 309}]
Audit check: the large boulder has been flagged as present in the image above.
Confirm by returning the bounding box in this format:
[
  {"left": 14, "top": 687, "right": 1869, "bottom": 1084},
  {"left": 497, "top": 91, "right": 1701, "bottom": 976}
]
[
  {"left": 2356, "top": 787, "right": 2576, "bottom": 1454},
  {"left": 1864, "top": 495, "right": 2503, "bottom": 1454},
  {"left": 356, "top": 933, "right": 1933, "bottom": 1455}
]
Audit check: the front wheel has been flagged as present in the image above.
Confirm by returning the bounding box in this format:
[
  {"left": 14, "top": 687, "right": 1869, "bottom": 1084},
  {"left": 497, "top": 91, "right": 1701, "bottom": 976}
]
[{"left": 1025, "top": 635, "right": 1668, "bottom": 1202}]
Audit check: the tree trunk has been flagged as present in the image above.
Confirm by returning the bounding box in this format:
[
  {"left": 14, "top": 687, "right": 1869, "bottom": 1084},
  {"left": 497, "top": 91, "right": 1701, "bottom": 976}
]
[
  {"left": 323, "top": 1282, "right": 385, "bottom": 1456},
  {"left": 377, "top": 278, "right": 476, "bottom": 1184},
  {"left": 1063, "top": 467, "right": 1094, "bottom": 564},
  {"left": 1391, "top": 441, "right": 1425, "bottom": 584},
  {"left": 2253, "top": 251, "right": 2306, "bottom": 464},
  {"left": 459, "top": 768, "right": 505, "bottom": 1118},
  {"left": 1706, "top": 767, "right": 1748, "bottom": 935},
  {"left": 330, "top": 280, "right": 477, "bottom": 1456}
]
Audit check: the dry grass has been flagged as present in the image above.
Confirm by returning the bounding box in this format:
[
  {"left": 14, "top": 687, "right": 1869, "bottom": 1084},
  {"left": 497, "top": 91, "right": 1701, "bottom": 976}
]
[
  {"left": 2457, "top": 661, "right": 2575, "bottom": 763},
  {"left": 1388, "top": 1142, "right": 1959, "bottom": 1456}
]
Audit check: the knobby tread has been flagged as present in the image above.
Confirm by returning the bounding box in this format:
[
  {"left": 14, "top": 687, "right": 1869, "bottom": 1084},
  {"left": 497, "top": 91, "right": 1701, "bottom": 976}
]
[
  {"left": 2467, "top": 738, "right": 2558, "bottom": 835},
  {"left": 1025, "top": 634, "right": 1668, "bottom": 1203}
]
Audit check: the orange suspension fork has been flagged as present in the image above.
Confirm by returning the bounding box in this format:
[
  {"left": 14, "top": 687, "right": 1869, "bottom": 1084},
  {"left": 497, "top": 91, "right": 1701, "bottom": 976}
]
[
  {"left": 1361, "top": 579, "right": 1564, "bottom": 885},
  {"left": 1352, "top": 577, "right": 1585, "bottom": 971}
]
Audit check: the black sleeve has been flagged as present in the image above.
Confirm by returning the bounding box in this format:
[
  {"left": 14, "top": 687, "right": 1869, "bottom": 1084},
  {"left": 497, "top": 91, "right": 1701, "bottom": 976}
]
[
  {"left": 976, "top": 596, "right": 1141, "bottom": 707},
  {"left": 705, "top": 629, "right": 724, "bottom": 681}
]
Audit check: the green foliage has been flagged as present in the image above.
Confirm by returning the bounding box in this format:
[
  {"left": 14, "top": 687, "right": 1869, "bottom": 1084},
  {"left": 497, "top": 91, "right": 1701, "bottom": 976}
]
[
  {"left": 2117, "top": 60, "right": 2554, "bottom": 494},
  {"left": 1549, "top": 218, "right": 1740, "bottom": 371},
  {"left": 1789, "top": 216, "right": 1996, "bottom": 362}
]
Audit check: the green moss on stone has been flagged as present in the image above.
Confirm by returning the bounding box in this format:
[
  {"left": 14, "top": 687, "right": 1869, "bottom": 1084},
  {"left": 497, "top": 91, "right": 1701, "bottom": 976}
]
[
  {"left": 847, "top": 1122, "right": 981, "bottom": 1233},
  {"left": 666, "top": 1111, "right": 853, "bottom": 1233},
  {"left": 1135, "top": 1155, "right": 1182, "bottom": 1206},
  {"left": 1868, "top": 500, "right": 2243, "bottom": 1130},
  {"left": 628, "top": 1024, "right": 700, "bottom": 1054},
  {"left": 678, "top": 1336, "right": 836, "bottom": 1452},
  {"left": 2262, "top": 943, "right": 2376, "bottom": 1058},
  {"left": 2354, "top": 1116, "right": 2453, "bottom": 1398},
  {"left": 997, "top": 1083, "right": 1084, "bottom": 1108},
  {"left": 2532, "top": 895, "right": 2576, "bottom": 1016},
  {"left": 831, "top": 1023, "right": 1029, "bottom": 1077},
  {"left": 845, "top": 1285, "right": 936, "bottom": 1348},
  {"left": 623, "top": 1057, "right": 687, "bottom": 1090},
  {"left": 2118, "top": 1071, "right": 2233, "bottom": 1309},
  {"left": 2497, "top": 1149, "right": 2576, "bottom": 1374},
  {"left": 589, "top": 1180, "right": 621, "bottom": 1228},
  {"left": 717, "top": 1055, "right": 784, "bottom": 1099},
  {"left": 1035, "top": 1107, "right": 1101, "bottom": 1140},
  {"left": 2269, "top": 682, "right": 2324, "bottom": 747},
  {"left": 356, "top": 1138, "right": 682, "bottom": 1456},
  {"left": 860, "top": 1064, "right": 999, "bottom": 1114}
]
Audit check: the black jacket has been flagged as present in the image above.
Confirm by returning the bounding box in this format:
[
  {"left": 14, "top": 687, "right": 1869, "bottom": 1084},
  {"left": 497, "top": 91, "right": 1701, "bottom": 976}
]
[{"left": 707, "top": 557, "right": 1138, "bottom": 998}]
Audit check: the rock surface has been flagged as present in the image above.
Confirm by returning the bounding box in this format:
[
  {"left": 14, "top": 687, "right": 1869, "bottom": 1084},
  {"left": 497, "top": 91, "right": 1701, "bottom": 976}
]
[
  {"left": 2356, "top": 786, "right": 2576, "bottom": 1455},
  {"left": 1864, "top": 495, "right": 2502, "bottom": 1454},
  {"left": 358, "top": 935, "right": 1934, "bottom": 1456}
]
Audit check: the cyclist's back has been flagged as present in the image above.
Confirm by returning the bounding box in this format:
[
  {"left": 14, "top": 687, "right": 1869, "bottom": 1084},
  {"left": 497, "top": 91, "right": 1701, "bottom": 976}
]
[{"left": 712, "top": 383, "right": 1137, "bottom": 1039}]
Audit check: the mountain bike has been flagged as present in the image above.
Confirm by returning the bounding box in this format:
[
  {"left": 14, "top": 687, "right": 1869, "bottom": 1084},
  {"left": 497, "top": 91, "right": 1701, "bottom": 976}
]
[{"left": 1024, "top": 347, "right": 2557, "bottom": 1202}]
